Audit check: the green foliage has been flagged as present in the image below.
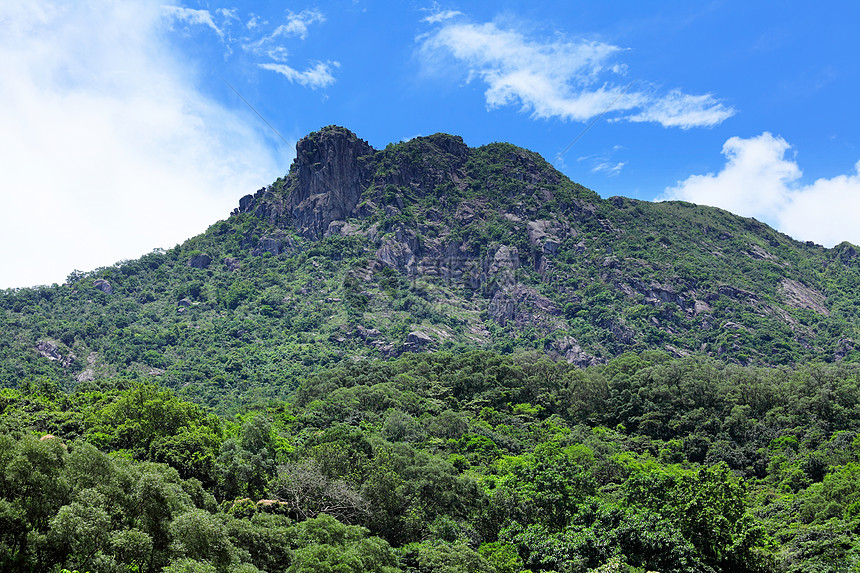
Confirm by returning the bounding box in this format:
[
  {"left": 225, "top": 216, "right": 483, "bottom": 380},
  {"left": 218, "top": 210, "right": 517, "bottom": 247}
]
[{"left": 9, "top": 351, "right": 860, "bottom": 570}]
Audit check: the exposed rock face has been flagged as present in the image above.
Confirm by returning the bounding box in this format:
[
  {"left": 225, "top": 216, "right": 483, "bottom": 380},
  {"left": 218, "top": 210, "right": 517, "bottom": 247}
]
[
  {"left": 490, "top": 245, "right": 520, "bottom": 273},
  {"left": 36, "top": 340, "right": 75, "bottom": 367},
  {"left": 188, "top": 253, "right": 212, "bottom": 269},
  {"left": 93, "top": 279, "right": 113, "bottom": 294},
  {"left": 548, "top": 336, "right": 601, "bottom": 367},
  {"left": 253, "top": 236, "right": 297, "bottom": 257},
  {"left": 714, "top": 285, "right": 757, "bottom": 301},
  {"left": 76, "top": 369, "right": 94, "bottom": 382},
  {"left": 287, "top": 127, "right": 375, "bottom": 238},
  {"left": 780, "top": 279, "right": 829, "bottom": 315},
  {"left": 36, "top": 340, "right": 62, "bottom": 361},
  {"left": 488, "top": 283, "right": 563, "bottom": 332},
  {"left": 407, "top": 330, "right": 434, "bottom": 345},
  {"left": 526, "top": 219, "right": 567, "bottom": 255},
  {"left": 627, "top": 279, "right": 686, "bottom": 308},
  {"left": 233, "top": 127, "right": 471, "bottom": 240},
  {"left": 376, "top": 228, "right": 421, "bottom": 274}
]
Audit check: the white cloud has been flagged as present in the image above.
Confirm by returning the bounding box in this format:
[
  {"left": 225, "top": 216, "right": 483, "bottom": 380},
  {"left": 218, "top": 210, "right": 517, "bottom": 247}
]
[
  {"left": 578, "top": 148, "right": 627, "bottom": 176},
  {"left": 266, "top": 46, "right": 290, "bottom": 63},
  {"left": 162, "top": 5, "right": 223, "bottom": 39},
  {"left": 269, "top": 10, "right": 325, "bottom": 41},
  {"left": 591, "top": 161, "right": 626, "bottom": 176},
  {"left": 661, "top": 133, "right": 860, "bottom": 246},
  {"left": 160, "top": 6, "right": 333, "bottom": 89},
  {"left": 258, "top": 61, "right": 338, "bottom": 89},
  {"left": 419, "top": 19, "right": 734, "bottom": 128},
  {"left": 621, "top": 89, "right": 734, "bottom": 129},
  {"left": 236, "top": 8, "right": 333, "bottom": 86},
  {"left": 246, "top": 9, "right": 324, "bottom": 48},
  {"left": 217, "top": 8, "right": 239, "bottom": 24},
  {"left": 0, "top": 0, "right": 289, "bottom": 289},
  {"left": 423, "top": 9, "right": 463, "bottom": 24}
]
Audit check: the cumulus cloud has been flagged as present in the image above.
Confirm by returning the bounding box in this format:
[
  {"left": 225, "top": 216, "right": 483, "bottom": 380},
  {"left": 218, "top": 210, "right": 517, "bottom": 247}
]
[
  {"left": 661, "top": 133, "right": 860, "bottom": 246},
  {"left": 0, "top": 0, "right": 288, "bottom": 288},
  {"left": 419, "top": 19, "right": 733, "bottom": 128}
]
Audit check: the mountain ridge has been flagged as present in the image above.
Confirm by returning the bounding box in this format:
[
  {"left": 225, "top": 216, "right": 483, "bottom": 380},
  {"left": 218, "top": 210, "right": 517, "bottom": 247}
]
[
  {"left": 1, "top": 125, "right": 859, "bottom": 408},
  {"left": 226, "top": 125, "right": 860, "bottom": 365}
]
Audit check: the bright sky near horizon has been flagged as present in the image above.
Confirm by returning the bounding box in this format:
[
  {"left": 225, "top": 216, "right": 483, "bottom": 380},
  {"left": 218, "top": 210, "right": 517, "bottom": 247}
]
[{"left": 2, "top": 1, "right": 859, "bottom": 288}]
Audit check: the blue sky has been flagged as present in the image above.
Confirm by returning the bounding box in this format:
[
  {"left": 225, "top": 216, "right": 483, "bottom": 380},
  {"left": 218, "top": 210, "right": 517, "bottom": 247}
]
[{"left": 2, "top": 1, "right": 859, "bottom": 288}]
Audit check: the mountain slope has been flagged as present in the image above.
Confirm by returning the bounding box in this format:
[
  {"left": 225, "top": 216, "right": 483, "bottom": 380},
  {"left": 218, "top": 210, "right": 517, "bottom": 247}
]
[{"left": 1, "top": 126, "right": 859, "bottom": 408}]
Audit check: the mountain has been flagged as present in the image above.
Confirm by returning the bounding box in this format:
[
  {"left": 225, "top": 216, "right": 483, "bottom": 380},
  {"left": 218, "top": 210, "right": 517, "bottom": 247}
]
[{"left": 2, "top": 125, "right": 859, "bottom": 408}]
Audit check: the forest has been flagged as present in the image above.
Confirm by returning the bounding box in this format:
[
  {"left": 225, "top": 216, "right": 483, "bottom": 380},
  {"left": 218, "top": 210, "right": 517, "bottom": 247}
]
[{"left": 3, "top": 351, "right": 860, "bottom": 572}]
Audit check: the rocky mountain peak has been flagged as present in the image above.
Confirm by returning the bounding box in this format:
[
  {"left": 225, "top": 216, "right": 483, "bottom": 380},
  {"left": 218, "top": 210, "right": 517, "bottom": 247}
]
[
  {"left": 287, "top": 126, "right": 376, "bottom": 238},
  {"left": 233, "top": 127, "right": 478, "bottom": 239}
]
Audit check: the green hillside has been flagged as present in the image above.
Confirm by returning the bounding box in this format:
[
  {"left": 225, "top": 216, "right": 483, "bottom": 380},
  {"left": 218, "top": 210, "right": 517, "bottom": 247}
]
[{"left": 1, "top": 126, "right": 858, "bottom": 410}]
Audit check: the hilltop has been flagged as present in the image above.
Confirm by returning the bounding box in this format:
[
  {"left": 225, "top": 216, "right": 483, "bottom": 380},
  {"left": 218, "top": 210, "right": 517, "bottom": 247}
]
[{"left": 1, "top": 126, "right": 859, "bottom": 408}]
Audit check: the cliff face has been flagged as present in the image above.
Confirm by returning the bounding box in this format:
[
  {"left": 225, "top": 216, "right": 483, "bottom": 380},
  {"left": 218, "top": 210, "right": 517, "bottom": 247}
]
[
  {"left": 227, "top": 125, "right": 860, "bottom": 366},
  {"left": 287, "top": 127, "right": 375, "bottom": 239}
]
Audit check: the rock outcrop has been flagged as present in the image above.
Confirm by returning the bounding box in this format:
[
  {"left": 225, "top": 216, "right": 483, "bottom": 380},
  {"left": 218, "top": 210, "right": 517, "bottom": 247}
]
[
  {"left": 188, "top": 253, "right": 212, "bottom": 269},
  {"left": 287, "top": 127, "right": 375, "bottom": 238},
  {"left": 93, "top": 278, "right": 113, "bottom": 294}
]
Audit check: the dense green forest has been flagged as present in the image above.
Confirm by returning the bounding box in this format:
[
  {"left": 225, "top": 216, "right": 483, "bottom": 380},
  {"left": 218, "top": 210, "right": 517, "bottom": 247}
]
[{"left": 4, "top": 351, "right": 860, "bottom": 572}]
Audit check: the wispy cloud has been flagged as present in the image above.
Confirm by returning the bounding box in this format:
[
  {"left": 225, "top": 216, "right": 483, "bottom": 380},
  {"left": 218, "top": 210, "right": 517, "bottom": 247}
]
[
  {"left": 268, "top": 10, "right": 325, "bottom": 41},
  {"left": 661, "top": 133, "right": 860, "bottom": 246},
  {"left": 0, "top": 0, "right": 287, "bottom": 288},
  {"left": 621, "top": 89, "right": 734, "bottom": 129},
  {"left": 578, "top": 146, "right": 627, "bottom": 176},
  {"left": 161, "top": 5, "right": 335, "bottom": 89},
  {"left": 423, "top": 9, "right": 463, "bottom": 24},
  {"left": 243, "top": 10, "right": 325, "bottom": 52},
  {"left": 418, "top": 18, "right": 734, "bottom": 129},
  {"left": 591, "top": 161, "right": 626, "bottom": 176},
  {"left": 162, "top": 5, "right": 224, "bottom": 39},
  {"left": 259, "top": 61, "right": 338, "bottom": 89}
]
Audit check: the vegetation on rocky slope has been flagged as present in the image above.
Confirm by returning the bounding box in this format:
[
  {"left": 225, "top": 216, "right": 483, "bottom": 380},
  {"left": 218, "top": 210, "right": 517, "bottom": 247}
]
[{"left": 2, "top": 127, "right": 858, "bottom": 410}]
